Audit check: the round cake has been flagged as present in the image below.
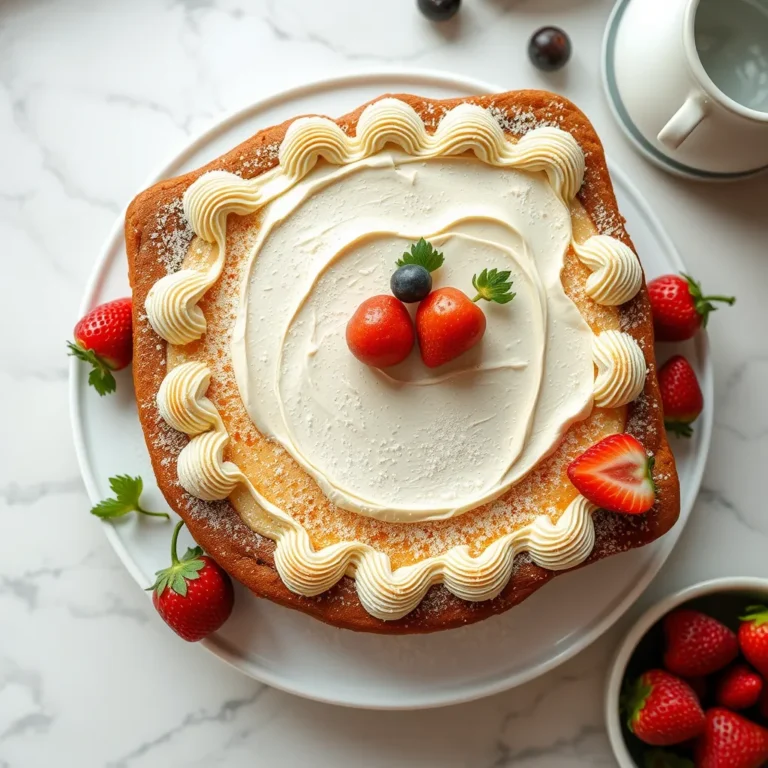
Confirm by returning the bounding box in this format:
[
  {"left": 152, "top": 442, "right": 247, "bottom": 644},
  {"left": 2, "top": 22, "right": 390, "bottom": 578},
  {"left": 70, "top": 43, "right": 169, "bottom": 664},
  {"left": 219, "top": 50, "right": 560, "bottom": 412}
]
[{"left": 126, "top": 90, "right": 680, "bottom": 633}]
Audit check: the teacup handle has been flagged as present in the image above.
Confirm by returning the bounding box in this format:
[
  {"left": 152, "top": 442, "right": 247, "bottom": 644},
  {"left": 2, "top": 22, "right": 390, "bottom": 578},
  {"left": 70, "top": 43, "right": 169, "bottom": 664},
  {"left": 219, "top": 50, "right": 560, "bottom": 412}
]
[{"left": 657, "top": 93, "right": 709, "bottom": 150}]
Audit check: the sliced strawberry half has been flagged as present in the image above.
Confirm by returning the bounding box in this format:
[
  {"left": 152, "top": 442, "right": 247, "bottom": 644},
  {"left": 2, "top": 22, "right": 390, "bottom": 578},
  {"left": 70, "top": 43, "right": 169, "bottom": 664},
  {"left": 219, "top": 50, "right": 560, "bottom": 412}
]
[{"left": 567, "top": 433, "right": 655, "bottom": 514}]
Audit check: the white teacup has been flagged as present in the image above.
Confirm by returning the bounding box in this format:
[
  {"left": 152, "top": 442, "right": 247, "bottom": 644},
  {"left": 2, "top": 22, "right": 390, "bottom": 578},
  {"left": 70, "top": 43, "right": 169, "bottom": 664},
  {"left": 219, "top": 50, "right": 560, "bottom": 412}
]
[{"left": 607, "top": 0, "right": 768, "bottom": 179}]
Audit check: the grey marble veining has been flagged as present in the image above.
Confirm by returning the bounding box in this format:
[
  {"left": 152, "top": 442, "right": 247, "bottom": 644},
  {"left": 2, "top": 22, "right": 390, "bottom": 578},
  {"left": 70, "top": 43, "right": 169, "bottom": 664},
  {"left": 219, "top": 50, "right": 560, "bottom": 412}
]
[{"left": 2, "top": 0, "right": 768, "bottom": 765}]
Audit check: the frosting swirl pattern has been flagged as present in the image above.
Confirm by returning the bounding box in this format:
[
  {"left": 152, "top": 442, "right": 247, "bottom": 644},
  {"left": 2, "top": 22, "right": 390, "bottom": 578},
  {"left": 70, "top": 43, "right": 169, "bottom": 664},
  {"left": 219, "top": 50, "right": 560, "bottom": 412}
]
[
  {"left": 593, "top": 330, "right": 647, "bottom": 408},
  {"left": 157, "top": 361, "right": 243, "bottom": 501},
  {"left": 573, "top": 234, "right": 643, "bottom": 306}
]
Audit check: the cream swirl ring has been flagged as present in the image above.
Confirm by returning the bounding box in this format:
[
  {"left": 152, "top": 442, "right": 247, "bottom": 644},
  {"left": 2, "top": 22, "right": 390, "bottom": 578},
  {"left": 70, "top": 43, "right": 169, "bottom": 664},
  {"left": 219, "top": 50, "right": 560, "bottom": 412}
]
[
  {"left": 273, "top": 527, "right": 353, "bottom": 597},
  {"left": 593, "top": 330, "right": 647, "bottom": 408},
  {"left": 573, "top": 235, "right": 643, "bottom": 306},
  {"left": 177, "top": 430, "right": 243, "bottom": 501},
  {"left": 432, "top": 103, "right": 509, "bottom": 163},
  {"left": 157, "top": 362, "right": 219, "bottom": 436},
  {"left": 184, "top": 170, "right": 263, "bottom": 244},
  {"left": 527, "top": 496, "right": 597, "bottom": 571},
  {"left": 514, "top": 127, "right": 586, "bottom": 201},
  {"left": 355, "top": 98, "right": 428, "bottom": 156},
  {"left": 442, "top": 537, "right": 518, "bottom": 602},
  {"left": 145, "top": 269, "right": 210, "bottom": 346},
  {"left": 279, "top": 117, "right": 349, "bottom": 177},
  {"left": 354, "top": 552, "right": 438, "bottom": 620}
]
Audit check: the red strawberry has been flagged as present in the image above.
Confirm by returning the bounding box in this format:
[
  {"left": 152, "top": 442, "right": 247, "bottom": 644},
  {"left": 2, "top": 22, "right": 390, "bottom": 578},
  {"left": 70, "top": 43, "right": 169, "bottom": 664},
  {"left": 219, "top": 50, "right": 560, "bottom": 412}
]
[
  {"left": 694, "top": 708, "right": 768, "bottom": 768},
  {"left": 67, "top": 297, "right": 133, "bottom": 395},
  {"left": 739, "top": 606, "right": 768, "bottom": 678},
  {"left": 566, "top": 433, "right": 655, "bottom": 514},
  {"left": 663, "top": 610, "right": 739, "bottom": 678},
  {"left": 415, "top": 267, "right": 515, "bottom": 368},
  {"left": 716, "top": 665, "right": 764, "bottom": 711},
  {"left": 150, "top": 521, "right": 234, "bottom": 642},
  {"left": 647, "top": 274, "right": 735, "bottom": 342},
  {"left": 415, "top": 287, "right": 486, "bottom": 368},
  {"left": 623, "top": 669, "right": 706, "bottom": 746},
  {"left": 346, "top": 295, "right": 414, "bottom": 368},
  {"left": 659, "top": 356, "right": 704, "bottom": 438}
]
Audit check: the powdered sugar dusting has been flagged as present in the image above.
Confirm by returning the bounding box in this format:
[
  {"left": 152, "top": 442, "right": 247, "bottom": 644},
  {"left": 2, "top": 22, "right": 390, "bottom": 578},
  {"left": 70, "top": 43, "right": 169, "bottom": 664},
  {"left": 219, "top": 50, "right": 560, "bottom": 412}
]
[{"left": 151, "top": 198, "right": 194, "bottom": 275}]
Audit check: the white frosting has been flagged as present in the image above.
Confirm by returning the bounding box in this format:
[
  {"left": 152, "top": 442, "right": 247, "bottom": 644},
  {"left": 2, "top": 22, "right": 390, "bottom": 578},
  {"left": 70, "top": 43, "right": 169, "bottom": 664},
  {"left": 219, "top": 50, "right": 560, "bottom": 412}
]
[
  {"left": 147, "top": 98, "right": 647, "bottom": 618},
  {"left": 573, "top": 234, "right": 643, "bottom": 306},
  {"left": 230, "top": 156, "right": 594, "bottom": 522},
  {"left": 593, "top": 330, "right": 648, "bottom": 409},
  {"left": 157, "top": 362, "right": 244, "bottom": 501}
]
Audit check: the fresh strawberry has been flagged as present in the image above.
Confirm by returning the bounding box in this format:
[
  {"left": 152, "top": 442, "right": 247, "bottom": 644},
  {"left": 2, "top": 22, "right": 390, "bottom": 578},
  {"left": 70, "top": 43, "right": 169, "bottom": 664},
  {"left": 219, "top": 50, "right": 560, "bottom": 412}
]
[
  {"left": 623, "top": 669, "right": 706, "bottom": 746},
  {"left": 67, "top": 297, "right": 133, "bottom": 395},
  {"left": 415, "top": 268, "right": 515, "bottom": 368},
  {"left": 659, "top": 356, "right": 704, "bottom": 438},
  {"left": 150, "top": 521, "right": 234, "bottom": 642},
  {"left": 566, "top": 433, "right": 655, "bottom": 514},
  {"left": 415, "top": 287, "right": 486, "bottom": 368},
  {"left": 663, "top": 610, "right": 739, "bottom": 678},
  {"left": 694, "top": 708, "right": 768, "bottom": 768},
  {"left": 739, "top": 606, "right": 768, "bottom": 678},
  {"left": 647, "top": 274, "right": 734, "bottom": 342},
  {"left": 346, "top": 295, "right": 414, "bottom": 368},
  {"left": 716, "top": 665, "right": 764, "bottom": 711}
]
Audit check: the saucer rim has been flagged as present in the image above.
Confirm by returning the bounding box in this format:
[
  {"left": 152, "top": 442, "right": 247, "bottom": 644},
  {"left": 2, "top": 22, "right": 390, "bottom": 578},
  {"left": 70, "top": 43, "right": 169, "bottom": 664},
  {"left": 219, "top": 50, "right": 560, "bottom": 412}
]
[{"left": 601, "top": 0, "right": 768, "bottom": 183}]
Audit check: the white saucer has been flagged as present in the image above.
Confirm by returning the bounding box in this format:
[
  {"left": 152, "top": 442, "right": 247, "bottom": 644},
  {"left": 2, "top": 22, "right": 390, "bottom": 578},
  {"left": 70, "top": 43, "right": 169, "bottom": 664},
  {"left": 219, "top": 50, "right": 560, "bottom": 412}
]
[
  {"left": 70, "top": 70, "right": 712, "bottom": 709},
  {"left": 601, "top": 0, "right": 768, "bottom": 182}
]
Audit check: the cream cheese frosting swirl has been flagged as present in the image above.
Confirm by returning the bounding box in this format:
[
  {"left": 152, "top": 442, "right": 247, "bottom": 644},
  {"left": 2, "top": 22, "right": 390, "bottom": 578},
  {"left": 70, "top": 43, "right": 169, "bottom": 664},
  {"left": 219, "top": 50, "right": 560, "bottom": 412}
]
[
  {"left": 573, "top": 234, "right": 643, "bottom": 306},
  {"left": 593, "top": 330, "right": 647, "bottom": 408}
]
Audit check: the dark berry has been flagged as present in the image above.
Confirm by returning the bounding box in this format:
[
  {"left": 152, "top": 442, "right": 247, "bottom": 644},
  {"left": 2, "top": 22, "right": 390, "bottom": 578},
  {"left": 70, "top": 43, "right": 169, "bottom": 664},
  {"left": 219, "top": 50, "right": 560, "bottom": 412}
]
[
  {"left": 391, "top": 264, "right": 432, "bottom": 303},
  {"left": 417, "top": 0, "right": 460, "bottom": 22},
  {"left": 528, "top": 26, "right": 572, "bottom": 72}
]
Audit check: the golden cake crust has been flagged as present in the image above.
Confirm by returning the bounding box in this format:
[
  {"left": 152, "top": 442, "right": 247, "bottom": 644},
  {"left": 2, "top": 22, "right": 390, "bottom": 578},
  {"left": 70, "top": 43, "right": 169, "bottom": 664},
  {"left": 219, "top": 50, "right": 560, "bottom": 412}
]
[{"left": 126, "top": 90, "right": 680, "bottom": 634}]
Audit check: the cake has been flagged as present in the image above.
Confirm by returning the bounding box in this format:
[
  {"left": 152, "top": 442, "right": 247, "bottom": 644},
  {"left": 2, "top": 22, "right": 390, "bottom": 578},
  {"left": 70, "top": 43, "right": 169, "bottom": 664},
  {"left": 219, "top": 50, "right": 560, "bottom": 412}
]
[{"left": 126, "top": 90, "right": 680, "bottom": 633}]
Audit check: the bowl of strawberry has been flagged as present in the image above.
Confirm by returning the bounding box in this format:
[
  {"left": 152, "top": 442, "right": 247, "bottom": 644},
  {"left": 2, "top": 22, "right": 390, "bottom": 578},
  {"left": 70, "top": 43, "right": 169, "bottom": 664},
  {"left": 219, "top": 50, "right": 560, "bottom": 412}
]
[{"left": 606, "top": 578, "right": 768, "bottom": 768}]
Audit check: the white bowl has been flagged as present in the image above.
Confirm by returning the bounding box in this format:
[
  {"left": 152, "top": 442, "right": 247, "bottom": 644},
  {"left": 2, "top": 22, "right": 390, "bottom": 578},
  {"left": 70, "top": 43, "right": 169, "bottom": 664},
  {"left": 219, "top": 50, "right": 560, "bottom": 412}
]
[{"left": 605, "top": 577, "right": 768, "bottom": 767}]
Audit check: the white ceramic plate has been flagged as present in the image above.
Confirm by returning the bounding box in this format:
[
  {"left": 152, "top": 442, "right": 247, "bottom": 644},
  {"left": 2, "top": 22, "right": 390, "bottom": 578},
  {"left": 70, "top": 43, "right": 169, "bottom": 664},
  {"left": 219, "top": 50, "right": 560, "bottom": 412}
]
[{"left": 70, "top": 71, "right": 712, "bottom": 710}]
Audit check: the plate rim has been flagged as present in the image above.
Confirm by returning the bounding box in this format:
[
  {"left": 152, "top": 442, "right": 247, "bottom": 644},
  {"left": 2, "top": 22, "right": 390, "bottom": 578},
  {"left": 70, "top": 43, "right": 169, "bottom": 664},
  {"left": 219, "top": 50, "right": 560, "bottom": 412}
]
[{"left": 69, "top": 68, "right": 713, "bottom": 710}]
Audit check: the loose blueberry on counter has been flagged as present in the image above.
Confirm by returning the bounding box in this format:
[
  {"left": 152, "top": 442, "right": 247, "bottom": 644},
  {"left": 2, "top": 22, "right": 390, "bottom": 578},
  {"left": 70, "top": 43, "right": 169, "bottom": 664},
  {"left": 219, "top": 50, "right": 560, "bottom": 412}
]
[
  {"left": 391, "top": 263, "right": 432, "bottom": 304},
  {"left": 528, "top": 26, "right": 572, "bottom": 72},
  {"left": 417, "top": 0, "right": 460, "bottom": 22}
]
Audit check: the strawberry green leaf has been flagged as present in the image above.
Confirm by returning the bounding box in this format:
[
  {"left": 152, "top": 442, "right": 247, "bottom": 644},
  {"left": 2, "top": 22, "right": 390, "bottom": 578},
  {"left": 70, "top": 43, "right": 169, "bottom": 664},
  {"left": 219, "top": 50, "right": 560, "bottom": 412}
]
[
  {"left": 740, "top": 605, "right": 768, "bottom": 626},
  {"left": 90, "top": 497, "right": 136, "bottom": 519},
  {"left": 149, "top": 521, "right": 207, "bottom": 597},
  {"left": 471, "top": 268, "right": 516, "bottom": 304},
  {"left": 396, "top": 238, "right": 444, "bottom": 273},
  {"left": 181, "top": 546, "right": 205, "bottom": 563},
  {"left": 90, "top": 475, "right": 170, "bottom": 520},
  {"left": 682, "top": 272, "right": 735, "bottom": 328},
  {"left": 68, "top": 341, "right": 117, "bottom": 396},
  {"left": 621, "top": 675, "right": 652, "bottom": 733},
  {"left": 665, "top": 420, "right": 694, "bottom": 439}
]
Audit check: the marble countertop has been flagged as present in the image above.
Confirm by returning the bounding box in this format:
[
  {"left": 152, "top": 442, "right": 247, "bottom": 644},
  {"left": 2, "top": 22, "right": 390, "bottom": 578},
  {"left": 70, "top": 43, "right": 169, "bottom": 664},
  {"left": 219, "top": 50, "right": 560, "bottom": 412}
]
[{"left": 3, "top": 0, "right": 768, "bottom": 765}]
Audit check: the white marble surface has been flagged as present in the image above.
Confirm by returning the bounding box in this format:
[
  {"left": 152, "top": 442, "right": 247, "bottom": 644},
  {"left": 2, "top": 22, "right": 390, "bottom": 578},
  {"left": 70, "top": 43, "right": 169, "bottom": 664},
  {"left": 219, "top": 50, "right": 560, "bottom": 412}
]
[{"left": 2, "top": 0, "right": 767, "bottom": 765}]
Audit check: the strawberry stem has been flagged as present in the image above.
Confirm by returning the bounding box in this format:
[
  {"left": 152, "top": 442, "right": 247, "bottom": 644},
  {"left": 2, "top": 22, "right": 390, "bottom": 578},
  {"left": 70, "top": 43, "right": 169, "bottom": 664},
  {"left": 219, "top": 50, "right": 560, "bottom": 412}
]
[
  {"left": 169, "top": 519, "right": 184, "bottom": 567},
  {"left": 138, "top": 506, "right": 171, "bottom": 520}
]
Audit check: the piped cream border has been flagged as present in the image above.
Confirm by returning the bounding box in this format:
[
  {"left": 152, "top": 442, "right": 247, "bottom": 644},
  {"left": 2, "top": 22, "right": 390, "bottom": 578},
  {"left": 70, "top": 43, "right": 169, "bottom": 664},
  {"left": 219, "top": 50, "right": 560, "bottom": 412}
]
[{"left": 146, "top": 98, "right": 646, "bottom": 620}]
